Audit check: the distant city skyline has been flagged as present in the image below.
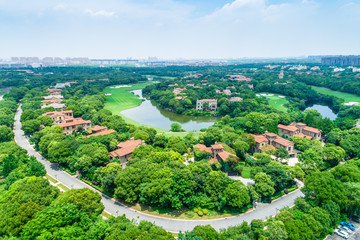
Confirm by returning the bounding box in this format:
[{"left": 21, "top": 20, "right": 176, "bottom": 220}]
[{"left": 1, "top": 0, "right": 360, "bottom": 59}]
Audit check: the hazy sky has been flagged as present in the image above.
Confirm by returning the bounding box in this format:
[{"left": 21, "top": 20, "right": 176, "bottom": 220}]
[{"left": 1, "top": 0, "right": 359, "bottom": 59}]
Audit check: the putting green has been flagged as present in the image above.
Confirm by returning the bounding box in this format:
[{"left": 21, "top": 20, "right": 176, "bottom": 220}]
[
  {"left": 257, "top": 93, "right": 289, "bottom": 112},
  {"left": 311, "top": 86, "right": 360, "bottom": 105}
]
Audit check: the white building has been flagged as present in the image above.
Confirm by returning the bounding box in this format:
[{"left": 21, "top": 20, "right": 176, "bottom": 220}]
[{"left": 196, "top": 99, "right": 217, "bottom": 111}]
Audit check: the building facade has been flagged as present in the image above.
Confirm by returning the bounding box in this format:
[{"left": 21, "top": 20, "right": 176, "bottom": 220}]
[{"left": 196, "top": 99, "right": 218, "bottom": 111}]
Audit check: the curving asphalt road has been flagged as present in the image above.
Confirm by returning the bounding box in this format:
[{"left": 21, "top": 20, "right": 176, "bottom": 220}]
[{"left": 13, "top": 105, "right": 304, "bottom": 232}]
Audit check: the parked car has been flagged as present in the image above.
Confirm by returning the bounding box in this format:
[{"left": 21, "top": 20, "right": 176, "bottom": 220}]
[
  {"left": 340, "top": 221, "right": 355, "bottom": 231},
  {"left": 334, "top": 229, "right": 350, "bottom": 239},
  {"left": 337, "top": 225, "right": 351, "bottom": 233}
]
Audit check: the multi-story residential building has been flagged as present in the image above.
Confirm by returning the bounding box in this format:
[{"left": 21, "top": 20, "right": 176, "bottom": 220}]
[
  {"left": 196, "top": 99, "right": 217, "bottom": 111},
  {"left": 87, "top": 125, "right": 115, "bottom": 137},
  {"left": 193, "top": 143, "right": 238, "bottom": 164},
  {"left": 278, "top": 122, "right": 321, "bottom": 140},
  {"left": 41, "top": 103, "right": 66, "bottom": 110},
  {"left": 42, "top": 95, "right": 63, "bottom": 100},
  {"left": 109, "top": 139, "right": 145, "bottom": 166},
  {"left": 251, "top": 132, "right": 297, "bottom": 157},
  {"left": 57, "top": 118, "right": 92, "bottom": 135},
  {"left": 42, "top": 110, "right": 74, "bottom": 124},
  {"left": 229, "top": 97, "right": 243, "bottom": 103}
]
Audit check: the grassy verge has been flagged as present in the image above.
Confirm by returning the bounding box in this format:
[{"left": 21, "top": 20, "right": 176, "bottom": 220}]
[
  {"left": 58, "top": 183, "right": 70, "bottom": 192},
  {"left": 101, "top": 211, "right": 112, "bottom": 218},
  {"left": 157, "top": 131, "right": 202, "bottom": 139},
  {"left": 45, "top": 174, "right": 58, "bottom": 184},
  {"left": 258, "top": 93, "right": 289, "bottom": 112},
  {"left": 271, "top": 185, "right": 298, "bottom": 200},
  {"left": 311, "top": 86, "right": 360, "bottom": 104},
  {"left": 241, "top": 167, "right": 252, "bottom": 178},
  {"left": 128, "top": 202, "right": 251, "bottom": 220}
]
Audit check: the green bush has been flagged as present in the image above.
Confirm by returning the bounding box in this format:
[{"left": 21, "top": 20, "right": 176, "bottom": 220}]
[
  {"left": 198, "top": 210, "right": 203, "bottom": 216},
  {"left": 193, "top": 208, "right": 198, "bottom": 213},
  {"left": 203, "top": 209, "right": 208, "bottom": 215}
]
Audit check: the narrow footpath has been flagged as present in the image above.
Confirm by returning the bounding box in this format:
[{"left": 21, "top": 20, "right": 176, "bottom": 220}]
[{"left": 13, "top": 105, "right": 304, "bottom": 232}]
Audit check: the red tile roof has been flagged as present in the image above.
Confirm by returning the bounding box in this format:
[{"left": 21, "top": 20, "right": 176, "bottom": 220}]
[
  {"left": 43, "top": 110, "right": 73, "bottom": 117},
  {"left": 218, "top": 151, "right": 237, "bottom": 161},
  {"left": 57, "top": 118, "right": 91, "bottom": 128},
  {"left": 265, "top": 132, "right": 278, "bottom": 137},
  {"left": 211, "top": 144, "right": 224, "bottom": 150},
  {"left": 273, "top": 137, "right": 294, "bottom": 147},
  {"left": 229, "top": 97, "right": 243, "bottom": 102},
  {"left": 278, "top": 124, "right": 299, "bottom": 132},
  {"left": 87, "top": 125, "right": 106, "bottom": 133},
  {"left": 294, "top": 133, "right": 312, "bottom": 139},
  {"left": 251, "top": 134, "right": 268, "bottom": 143},
  {"left": 197, "top": 99, "right": 217, "bottom": 103},
  {"left": 110, "top": 139, "right": 142, "bottom": 158},
  {"left": 88, "top": 129, "right": 115, "bottom": 137},
  {"left": 41, "top": 99, "right": 61, "bottom": 103},
  {"left": 303, "top": 126, "right": 321, "bottom": 134},
  {"left": 193, "top": 144, "right": 212, "bottom": 153}
]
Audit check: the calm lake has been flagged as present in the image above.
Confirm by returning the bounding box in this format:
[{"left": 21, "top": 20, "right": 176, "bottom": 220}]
[
  {"left": 304, "top": 104, "right": 337, "bottom": 120},
  {"left": 120, "top": 90, "right": 220, "bottom": 131}
]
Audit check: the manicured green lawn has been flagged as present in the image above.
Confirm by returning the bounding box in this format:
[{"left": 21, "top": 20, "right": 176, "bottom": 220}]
[
  {"left": 258, "top": 93, "right": 289, "bottom": 112},
  {"left": 104, "top": 82, "right": 153, "bottom": 113},
  {"left": 241, "top": 167, "right": 252, "bottom": 179},
  {"left": 157, "top": 131, "right": 202, "bottom": 139},
  {"left": 311, "top": 86, "right": 360, "bottom": 104},
  {"left": 145, "top": 75, "right": 177, "bottom": 80}
]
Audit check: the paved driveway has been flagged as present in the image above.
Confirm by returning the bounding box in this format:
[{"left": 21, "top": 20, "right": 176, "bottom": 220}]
[{"left": 13, "top": 105, "right": 304, "bottom": 232}]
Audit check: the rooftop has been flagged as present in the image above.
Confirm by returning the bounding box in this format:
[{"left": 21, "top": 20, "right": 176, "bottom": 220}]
[
  {"left": 193, "top": 144, "right": 212, "bottom": 153},
  {"left": 211, "top": 144, "right": 224, "bottom": 150},
  {"left": 88, "top": 129, "right": 115, "bottom": 137},
  {"left": 303, "top": 126, "right": 321, "bottom": 134},
  {"left": 251, "top": 134, "right": 268, "bottom": 143},
  {"left": 278, "top": 124, "right": 299, "bottom": 132},
  {"left": 110, "top": 139, "right": 143, "bottom": 158},
  {"left": 273, "top": 137, "right": 294, "bottom": 147},
  {"left": 197, "top": 99, "right": 217, "bottom": 103}
]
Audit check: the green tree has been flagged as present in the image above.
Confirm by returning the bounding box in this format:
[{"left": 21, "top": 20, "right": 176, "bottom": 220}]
[
  {"left": 36, "top": 115, "right": 53, "bottom": 126},
  {"left": 170, "top": 123, "right": 182, "bottom": 132},
  {"left": 274, "top": 147, "right": 289, "bottom": 159},
  {"left": 2, "top": 154, "right": 19, "bottom": 177},
  {"left": 192, "top": 225, "right": 220, "bottom": 240},
  {"left": 223, "top": 181, "right": 250, "bottom": 208},
  {"left": 52, "top": 188, "right": 104, "bottom": 216},
  {"left": 302, "top": 171, "right": 347, "bottom": 208},
  {"left": 22, "top": 119, "right": 41, "bottom": 135},
  {"left": 233, "top": 140, "right": 249, "bottom": 159},
  {"left": 0, "top": 125, "right": 14, "bottom": 142},
  {"left": 254, "top": 172, "right": 275, "bottom": 198}
]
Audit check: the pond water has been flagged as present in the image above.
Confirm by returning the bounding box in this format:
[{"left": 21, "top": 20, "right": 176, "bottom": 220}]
[
  {"left": 304, "top": 104, "right": 337, "bottom": 120},
  {"left": 120, "top": 90, "right": 220, "bottom": 131}
]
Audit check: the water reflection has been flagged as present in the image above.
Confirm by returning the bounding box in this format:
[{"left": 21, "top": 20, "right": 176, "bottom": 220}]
[
  {"left": 304, "top": 104, "right": 337, "bottom": 120},
  {"left": 120, "top": 90, "right": 220, "bottom": 131}
]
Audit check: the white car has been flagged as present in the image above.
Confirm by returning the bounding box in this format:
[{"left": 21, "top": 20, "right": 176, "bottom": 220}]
[
  {"left": 337, "top": 225, "right": 352, "bottom": 233},
  {"left": 334, "top": 229, "right": 350, "bottom": 239}
]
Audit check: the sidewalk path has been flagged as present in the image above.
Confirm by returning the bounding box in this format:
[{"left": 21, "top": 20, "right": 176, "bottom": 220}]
[{"left": 13, "top": 105, "right": 304, "bottom": 232}]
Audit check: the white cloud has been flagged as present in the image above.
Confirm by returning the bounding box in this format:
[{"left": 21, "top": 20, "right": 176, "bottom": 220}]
[{"left": 84, "top": 9, "right": 115, "bottom": 17}]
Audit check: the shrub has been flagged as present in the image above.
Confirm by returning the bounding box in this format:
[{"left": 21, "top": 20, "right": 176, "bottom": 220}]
[
  {"left": 203, "top": 209, "right": 208, "bottom": 215},
  {"left": 193, "top": 208, "right": 198, "bottom": 213},
  {"left": 198, "top": 210, "right": 203, "bottom": 216}
]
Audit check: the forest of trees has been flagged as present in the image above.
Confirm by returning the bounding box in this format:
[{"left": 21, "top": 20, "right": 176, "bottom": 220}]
[{"left": 0, "top": 65, "right": 360, "bottom": 239}]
